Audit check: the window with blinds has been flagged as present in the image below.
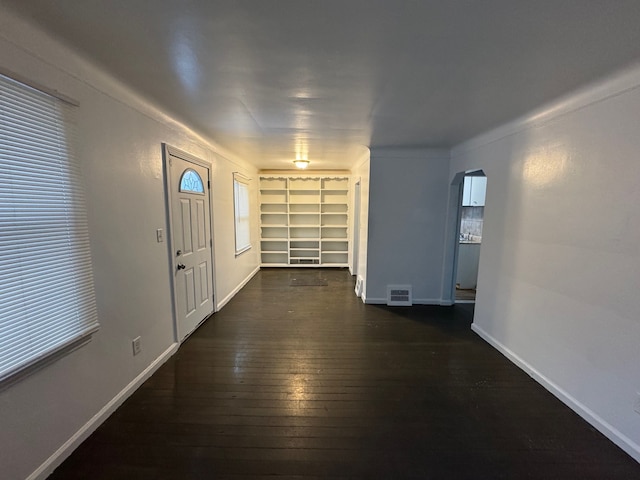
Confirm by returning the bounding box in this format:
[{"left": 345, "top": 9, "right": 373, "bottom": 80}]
[
  {"left": 233, "top": 173, "right": 251, "bottom": 255},
  {"left": 0, "top": 73, "right": 99, "bottom": 384}
]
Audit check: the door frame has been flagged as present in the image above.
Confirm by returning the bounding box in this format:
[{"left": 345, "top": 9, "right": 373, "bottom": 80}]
[
  {"left": 351, "top": 178, "right": 361, "bottom": 277},
  {"left": 163, "top": 144, "right": 217, "bottom": 342}
]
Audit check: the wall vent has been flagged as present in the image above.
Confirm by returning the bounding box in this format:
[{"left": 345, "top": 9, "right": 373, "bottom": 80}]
[{"left": 386, "top": 285, "right": 412, "bottom": 306}]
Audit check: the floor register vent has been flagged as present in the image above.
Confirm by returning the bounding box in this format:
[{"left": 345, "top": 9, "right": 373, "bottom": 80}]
[{"left": 387, "top": 285, "right": 412, "bottom": 306}]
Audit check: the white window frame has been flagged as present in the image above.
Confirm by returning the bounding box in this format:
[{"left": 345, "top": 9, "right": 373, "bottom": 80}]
[
  {"left": 233, "top": 172, "right": 252, "bottom": 256},
  {"left": 0, "top": 73, "right": 98, "bottom": 385}
]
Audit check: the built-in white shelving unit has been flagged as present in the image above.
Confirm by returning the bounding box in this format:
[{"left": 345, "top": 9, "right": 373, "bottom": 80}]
[{"left": 260, "top": 175, "right": 349, "bottom": 267}]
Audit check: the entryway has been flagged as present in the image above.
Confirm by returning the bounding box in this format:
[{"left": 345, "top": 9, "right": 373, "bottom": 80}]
[
  {"left": 456, "top": 173, "right": 486, "bottom": 302},
  {"left": 444, "top": 170, "right": 487, "bottom": 304}
]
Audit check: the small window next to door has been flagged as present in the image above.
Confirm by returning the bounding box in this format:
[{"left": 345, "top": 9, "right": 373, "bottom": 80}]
[
  {"left": 233, "top": 172, "right": 252, "bottom": 256},
  {"left": 179, "top": 169, "right": 205, "bottom": 194}
]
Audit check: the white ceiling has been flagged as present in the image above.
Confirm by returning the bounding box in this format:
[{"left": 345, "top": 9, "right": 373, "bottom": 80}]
[{"left": 5, "top": 0, "right": 640, "bottom": 170}]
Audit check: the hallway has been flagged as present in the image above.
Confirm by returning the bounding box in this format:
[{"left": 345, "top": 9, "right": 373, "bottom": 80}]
[{"left": 50, "top": 269, "right": 639, "bottom": 479}]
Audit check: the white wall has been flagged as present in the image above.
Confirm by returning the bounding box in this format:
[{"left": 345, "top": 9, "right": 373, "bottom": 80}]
[
  {"left": 365, "top": 148, "right": 450, "bottom": 304},
  {"left": 450, "top": 64, "right": 640, "bottom": 462},
  {"left": 0, "top": 10, "right": 259, "bottom": 480},
  {"left": 210, "top": 155, "right": 261, "bottom": 310}
]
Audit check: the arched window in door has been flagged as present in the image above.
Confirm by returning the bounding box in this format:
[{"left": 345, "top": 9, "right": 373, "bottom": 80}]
[{"left": 179, "top": 168, "right": 205, "bottom": 194}]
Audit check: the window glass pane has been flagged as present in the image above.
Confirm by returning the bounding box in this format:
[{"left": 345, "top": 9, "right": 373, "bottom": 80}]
[
  {"left": 0, "top": 73, "right": 99, "bottom": 384},
  {"left": 179, "top": 168, "right": 204, "bottom": 193},
  {"left": 233, "top": 177, "right": 251, "bottom": 255}
]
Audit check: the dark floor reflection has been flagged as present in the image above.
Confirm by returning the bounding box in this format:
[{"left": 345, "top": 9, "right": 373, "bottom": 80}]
[{"left": 50, "top": 268, "right": 639, "bottom": 479}]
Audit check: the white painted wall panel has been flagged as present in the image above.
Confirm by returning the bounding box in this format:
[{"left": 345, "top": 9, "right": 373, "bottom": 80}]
[
  {"left": 210, "top": 152, "right": 260, "bottom": 309},
  {"left": 366, "top": 149, "right": 450, "bottom": 304},
  {"left": 0, "top": 9, "right": 259, "bottom": 479},
  {"left": 450, "top": 67, "right": 640, "bottom": 461}
]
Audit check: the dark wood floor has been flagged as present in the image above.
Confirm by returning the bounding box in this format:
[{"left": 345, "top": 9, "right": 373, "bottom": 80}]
[{"left": 50, "top": 268, "right": 639, "bottom": 479}]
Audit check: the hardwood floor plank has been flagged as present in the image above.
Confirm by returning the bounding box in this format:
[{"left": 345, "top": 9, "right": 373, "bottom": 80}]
[{"left": 49, "top": 268, "right": 640, "bottom": 479}]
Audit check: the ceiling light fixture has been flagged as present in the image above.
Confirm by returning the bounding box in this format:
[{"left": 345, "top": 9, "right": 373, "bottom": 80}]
[{"left": 293, "top": 159, "right": 310, "bottom": 169}]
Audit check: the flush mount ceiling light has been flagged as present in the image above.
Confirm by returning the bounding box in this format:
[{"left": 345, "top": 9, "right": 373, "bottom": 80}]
[{"left": 293, "top": 159, "right": 310, "bottom": 169}]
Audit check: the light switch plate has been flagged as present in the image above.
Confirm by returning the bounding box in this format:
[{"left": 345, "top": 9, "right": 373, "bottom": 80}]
[{"left": 156, "top": 228, "right": 164, "bottom": 243}]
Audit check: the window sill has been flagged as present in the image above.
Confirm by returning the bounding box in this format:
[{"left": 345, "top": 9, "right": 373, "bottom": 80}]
[
  {"left": 0, "top": 328, "right": 98, "bottom": 392},
  {"left": 235, "top": 245, "right": 252, "bottom": 257}
]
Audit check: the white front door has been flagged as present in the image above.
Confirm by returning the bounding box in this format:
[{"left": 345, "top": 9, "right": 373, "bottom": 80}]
[{"left": 167, "top": 148, "right": 214, "bottom": 341}]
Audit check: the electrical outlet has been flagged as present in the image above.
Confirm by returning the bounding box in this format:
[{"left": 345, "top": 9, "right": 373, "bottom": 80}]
[
  {"left": 132, "top": 336, "right": 141, "bottom": 356},
  {"left": 634, "top": 393, "right": 640, "bottom": 415}
]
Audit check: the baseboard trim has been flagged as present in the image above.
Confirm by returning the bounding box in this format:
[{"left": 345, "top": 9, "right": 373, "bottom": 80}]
[
  {"left": 28, "top": 342, "right": 179, "bottom": 480},
  {"left": 364, "top": 297, "right": 445, "bottom": 306},
  {"left": 363, "top": 297, "right": 386, "bottom": 305},
  {"left": 471, "top": 323, "right": 640, "bottom": 463},
  {"left": 412, "top": 298, "right": 441, "bottom": 305},
  {"left": 216, "top": 265, "right": 260, "bottom": 311}
]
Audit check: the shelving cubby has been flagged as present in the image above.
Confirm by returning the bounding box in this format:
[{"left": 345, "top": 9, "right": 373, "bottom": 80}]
[{"left": 260, "top": 175, "right": 349, "bottom": 267}]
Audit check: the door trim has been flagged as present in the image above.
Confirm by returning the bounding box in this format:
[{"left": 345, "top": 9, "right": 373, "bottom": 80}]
[
  {"left": 163, "top": 144, "right": 216, "bottom": 342},
  {"left": 351, "top": 178, "right": 361, "bottom": 277}
]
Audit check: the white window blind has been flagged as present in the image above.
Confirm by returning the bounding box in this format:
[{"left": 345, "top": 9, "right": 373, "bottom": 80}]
[
  {"left": 233, "top": 173, "right": 251, "bottom": 255},
  {"left": 0, "top": 74, "right": 99, "bottom": 384}
]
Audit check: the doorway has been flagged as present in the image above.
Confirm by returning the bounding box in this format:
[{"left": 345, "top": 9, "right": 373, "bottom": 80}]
[
  {"left": 352, "top": 179, "right": 361, "bottom": 280},
  {"left": 455, "top": 172, "right": 486, "bottom": 302},
  {"left": 164, "top": 145, "right": 215, "bottom": 341},
  {"left": 443, "top": 170, "right": 487, "bottom": 305}
]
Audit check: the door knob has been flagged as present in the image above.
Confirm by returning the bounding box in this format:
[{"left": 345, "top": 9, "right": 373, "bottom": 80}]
[{"left": 177, "top": 263, "right": 186, "bottom": 270}]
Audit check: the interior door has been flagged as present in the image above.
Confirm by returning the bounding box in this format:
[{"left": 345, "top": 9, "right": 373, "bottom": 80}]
[{"left": 168, "top": 151, "right": 214, "bottom": 341}]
